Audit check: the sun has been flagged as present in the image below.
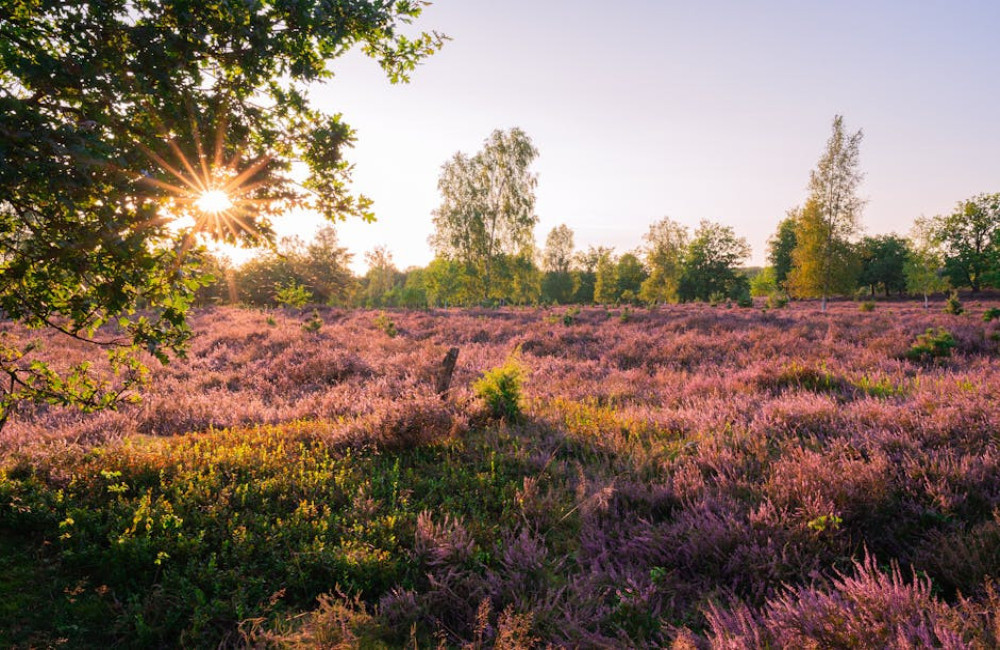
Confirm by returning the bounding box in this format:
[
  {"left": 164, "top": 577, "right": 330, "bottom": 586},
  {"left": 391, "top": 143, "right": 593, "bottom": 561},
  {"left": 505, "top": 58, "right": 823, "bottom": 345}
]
[
  {"left": 129, "top": 101, "right": 283, "bottom": 248},
  {"left": 195, "top": 189, "right": 233, "bottom": 214}
]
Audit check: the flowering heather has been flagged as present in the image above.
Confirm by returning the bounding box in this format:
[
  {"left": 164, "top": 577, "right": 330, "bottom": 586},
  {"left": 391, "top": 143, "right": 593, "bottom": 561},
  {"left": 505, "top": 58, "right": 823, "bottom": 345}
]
[{"left": 2, "top": 299, "right": 1000, "bottom": 647}]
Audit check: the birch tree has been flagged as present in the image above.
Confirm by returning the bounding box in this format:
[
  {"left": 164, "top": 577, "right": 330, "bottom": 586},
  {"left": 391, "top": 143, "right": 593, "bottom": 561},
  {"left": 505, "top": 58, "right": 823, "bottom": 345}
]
[
  {"left": 429, "top": 129, "right": 539, "bottom": 301},
  {"left": 790, "top": 115, "right": 865, "bottom": 310}
]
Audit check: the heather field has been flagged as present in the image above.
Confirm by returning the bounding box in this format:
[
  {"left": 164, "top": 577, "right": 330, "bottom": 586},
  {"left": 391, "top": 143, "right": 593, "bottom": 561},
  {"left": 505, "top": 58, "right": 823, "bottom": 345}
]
[{"left": 4, "top": 301, "right": 1000, "bottom": 648}]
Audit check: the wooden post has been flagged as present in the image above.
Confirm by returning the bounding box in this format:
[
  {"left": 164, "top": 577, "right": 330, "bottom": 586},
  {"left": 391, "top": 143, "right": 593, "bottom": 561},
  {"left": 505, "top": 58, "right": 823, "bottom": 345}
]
[{"left": 436, "top": 347, "right": 460, "bottom": 397}]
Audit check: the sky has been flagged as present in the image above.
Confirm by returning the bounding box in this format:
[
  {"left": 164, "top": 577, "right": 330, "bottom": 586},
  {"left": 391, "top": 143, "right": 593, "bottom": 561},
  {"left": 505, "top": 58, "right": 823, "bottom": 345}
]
[{"left": 266, "top": 0, "right": 1000, "bottom": 272}]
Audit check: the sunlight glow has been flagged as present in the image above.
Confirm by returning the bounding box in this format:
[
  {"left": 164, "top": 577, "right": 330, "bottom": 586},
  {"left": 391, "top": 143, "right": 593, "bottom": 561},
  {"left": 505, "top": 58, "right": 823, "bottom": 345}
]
[{"left": 195, "top": 189, "right": 233, "bottom": 214}]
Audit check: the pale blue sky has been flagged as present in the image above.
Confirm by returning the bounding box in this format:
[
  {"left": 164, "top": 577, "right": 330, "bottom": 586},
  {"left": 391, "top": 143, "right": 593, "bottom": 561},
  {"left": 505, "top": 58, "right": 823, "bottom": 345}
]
[{"left": 282, "top": 0, "right": 1000, "bottom": 271}]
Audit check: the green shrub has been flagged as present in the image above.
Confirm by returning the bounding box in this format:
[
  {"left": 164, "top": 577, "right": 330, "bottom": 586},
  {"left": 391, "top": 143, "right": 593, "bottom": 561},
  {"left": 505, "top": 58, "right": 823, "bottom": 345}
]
[
  {"left": 859, "top": 301, "right": 875, "bottom": 312},
  {"left": 983, "top": 307, "right": 1000, "bottom": 322},
  {"left": 767, "top": 291, "right": 789, "bottom": 309},
  {"left": 302, "top": 309, "right": 323, "bottom": 333},
  {"left": 708, "top": 291, "right": 726, "bottom": 307},
  {"left": 736, "top": 289, "right": 754, "bottom": 308},
  {"left": 945, "top": 291, "right": 964, "bottom": 315},
  {"left": 474, "top": 354, "right": 525, "bottom": 421},
  {"left": 373, "top": 312, "right": 397, "bottom": 338},
  {"left": 275, "top": 281, "right": 312, "bottom": 309},
  {"left": 905, "top": 327, "right": 956, "bottom": 361}
]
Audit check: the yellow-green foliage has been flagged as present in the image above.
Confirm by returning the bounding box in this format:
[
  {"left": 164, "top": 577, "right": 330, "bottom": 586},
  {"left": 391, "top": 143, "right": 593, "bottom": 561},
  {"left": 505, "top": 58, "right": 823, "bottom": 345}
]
[
  {"left": 474, "top": 354, "right": 525, "bottom": 421},
  {"left": 0, "top": 423, "right": 533, "bottom": 647},
  {"left": 788, "top": 200, "right": 861, "bottom": 299}
]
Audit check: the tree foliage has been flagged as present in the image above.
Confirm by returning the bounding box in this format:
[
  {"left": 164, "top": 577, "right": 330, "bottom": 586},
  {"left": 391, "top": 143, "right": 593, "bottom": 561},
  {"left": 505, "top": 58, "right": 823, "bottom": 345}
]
[
  {"left": 541, "top": 224, "right": 575, "bottom": 303},
  {"left": 615, "top": 252, "right": 648, "bottom": 304},
  {"left": 768, "top": 212, "right": 798, "bottom": 289},
  {"left": 677, "top": 220, "right": 751, "bottom": 302},
  {"left": 429, "top": 128, "right": 539, "bottom": 301},
  {"left": 542, "top": 224, "right": 575, "bottom": 274},
  {"left": 934, "top": 193, "right": 1000, "bottom": 292},
  {"left": 592, "top": 250, "right": 619, "bottom": 304},
  {"left": 0, "top": 0, "right": 441, "bottom": 428},
  {"left": 858, "top": 234, "right": 909, "bottom": 297},
  {"left": 232, "top": 228, "right": 354, "bottom": 307},
  {"left": 904, "top": 217, "right": 950, "bottom": 307},
  {"left": 639, "top": 217, "right": 688, "bottom": 304},
  {"left": 788, "top": 200, "right": 860, "bottom": 300},
  {"left": 361, "top": 246, "right": 402, "bottom": 308},
  {"left": 789, "top": 115, "right": 865, "bottom": 308}
]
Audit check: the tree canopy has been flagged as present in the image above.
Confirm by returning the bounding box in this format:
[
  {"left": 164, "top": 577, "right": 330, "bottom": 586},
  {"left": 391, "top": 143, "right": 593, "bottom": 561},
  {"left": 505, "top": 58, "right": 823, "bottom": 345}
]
[
  {"left": 0, "top": 0, "right": 442, "bottom": 428},
  {"left": 934, "top": 193, "right": 1000, "bottom": 292},
  {"left": 858, "top": 234, "right": 909, "bottom": 297},
  {"left": 639, "top": 216, "right": 688, "bottom": 304},
  {"left": 677, "top": 220, "right": 751, "bottom": 302},
  {"left": 789, "top": 115, "right": 865, "bottom": 309},
  {"left": 429, "top": 128, "right": 539, "bottom": 302}
]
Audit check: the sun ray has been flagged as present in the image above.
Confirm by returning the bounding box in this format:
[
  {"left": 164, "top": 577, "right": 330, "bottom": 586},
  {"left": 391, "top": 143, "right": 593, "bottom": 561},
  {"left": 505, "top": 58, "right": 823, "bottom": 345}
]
[
  {"left": 163, "top": 137, "right": 207, "bottom": 193},
  {"left": 185, "top": 96, "right": 212, "bottom": 183},
  {"left": 222, "top": 154, "right": 273, "bottom": 195},
  {"left": 135, "top": 142, "right": 205, "bottom": 195},
  {"left": 212, "top": 103, "right": 229, "bottom": 172}
]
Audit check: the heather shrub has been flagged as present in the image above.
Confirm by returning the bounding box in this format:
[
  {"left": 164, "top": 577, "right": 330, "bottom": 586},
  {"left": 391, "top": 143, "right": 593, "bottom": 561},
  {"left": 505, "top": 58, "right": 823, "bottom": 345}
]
[
  {"left": 905, "top": 327, "right": 956, "bottom": 361},
  {"left": 915, "top": 513, "right": 1000, "bottom": 598},
  {"left": 345, "top": 395, "right": 462, "bottom": 450},
  {"left": 253, "top": 592, "right": 389, "bottom": 648},
  {"left": 5, "top": 303, "right": 1000, "bottom": 647},
  {"left": 702, "top": 554, "right": 978, "bottom": 649},
  {"left": 474, "top": 354, "right": 525, "bottom": 421}
]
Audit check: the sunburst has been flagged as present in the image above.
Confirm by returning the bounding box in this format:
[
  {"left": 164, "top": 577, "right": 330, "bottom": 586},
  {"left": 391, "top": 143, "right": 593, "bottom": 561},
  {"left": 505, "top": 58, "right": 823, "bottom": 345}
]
[
  {"left": 195, "top": 188, "right": 234, "bottom": 214},
  {"left": 130, "top": 99, "right": 283, "bottom": 253}
]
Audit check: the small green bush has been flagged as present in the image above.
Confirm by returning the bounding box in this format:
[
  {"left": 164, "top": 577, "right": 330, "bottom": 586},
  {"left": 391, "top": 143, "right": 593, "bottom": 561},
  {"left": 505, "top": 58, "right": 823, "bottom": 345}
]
[
  {"left": 983, "top": 307, "right": 1000, "bottom": 323},
  {"left": 373, "top": 312, "right": 397, "bottom": 338},
  {"left": 474, "top": 354, "right": 524, "bottom": 421},
  {"left": 905, "top": 327, "right": 956, "bottom": 361},
  {"left": 302, "top": 309, "right": 323, "bottom": 333},
  {"left": 767, "top": 291, "right": 789, "bottom": 309},
  {"left": 859, "top": 301, "right": 875, "bottom": 312},
  {"left": 945, "top": 291, "right": 964, "bottom": 315},
  {"left": 275, "top": 281, "right": 312, "bottom": 309},
  {"left": 562, "top": 306, "right": 580, "bottom": 326}
]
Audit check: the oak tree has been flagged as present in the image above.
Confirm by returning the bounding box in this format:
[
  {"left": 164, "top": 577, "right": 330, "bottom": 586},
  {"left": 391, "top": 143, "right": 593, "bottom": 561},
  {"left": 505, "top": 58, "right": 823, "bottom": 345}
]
[
  {"left": 0, "top": 0, "right": 442, "bottom": 429},
  {"left": 934, "top": 193, "right": 1000, "bottom": 292}
]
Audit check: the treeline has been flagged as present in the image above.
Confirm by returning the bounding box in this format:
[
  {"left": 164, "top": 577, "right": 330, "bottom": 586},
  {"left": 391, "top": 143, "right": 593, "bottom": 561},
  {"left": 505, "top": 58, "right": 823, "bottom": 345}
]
[
  {"left": 196, "top": 120, "right": 1000, "bottom": 310},
  {"left": 193, "top": 217, "right": 757, "bottom": 309}
]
